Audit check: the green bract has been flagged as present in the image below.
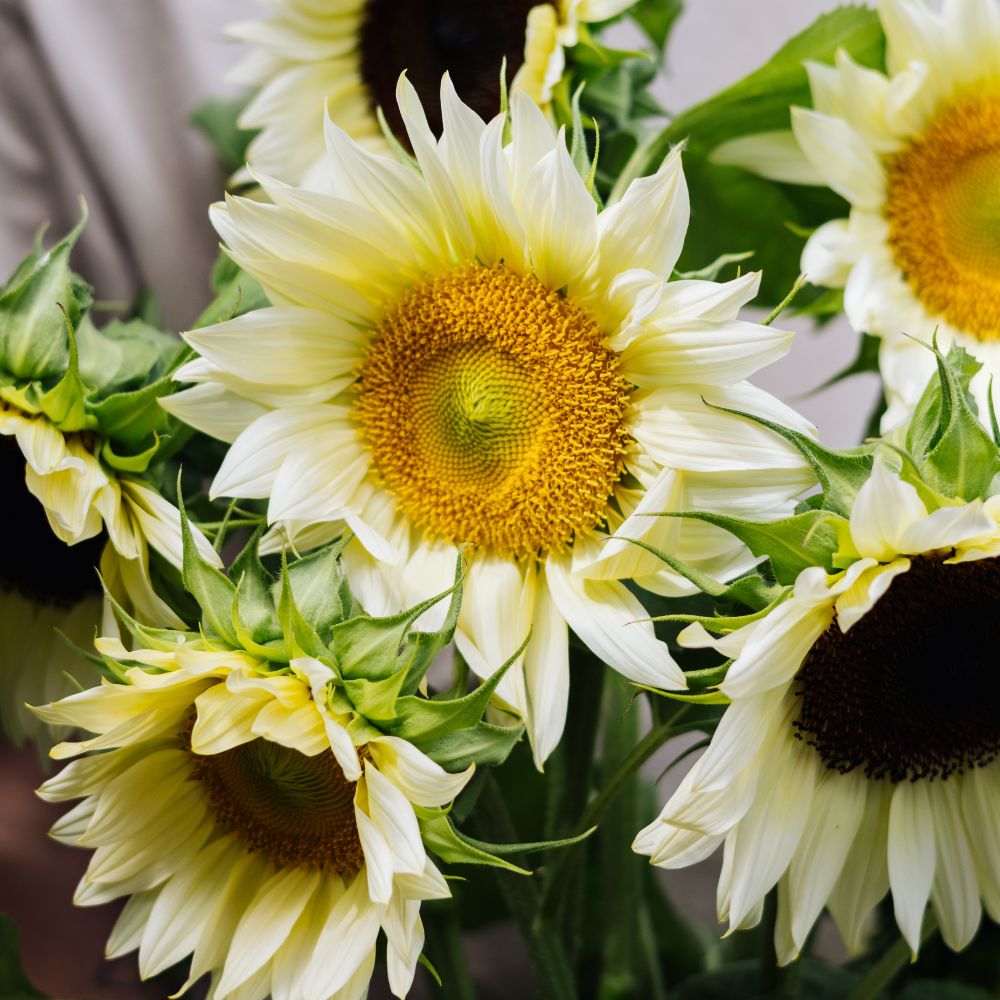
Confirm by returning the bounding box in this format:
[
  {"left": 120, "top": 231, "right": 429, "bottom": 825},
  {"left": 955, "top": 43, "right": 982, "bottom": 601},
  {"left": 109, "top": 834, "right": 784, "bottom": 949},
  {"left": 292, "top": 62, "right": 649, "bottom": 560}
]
[
  {"left": 635, "top": 344, "right": 1000, "bottom": 702},
  {"left": 104, "top": 500, "right": 535, "bottom": 871},
  {"left": 0, "top": 214, "right": 186, "bottom": 470}
]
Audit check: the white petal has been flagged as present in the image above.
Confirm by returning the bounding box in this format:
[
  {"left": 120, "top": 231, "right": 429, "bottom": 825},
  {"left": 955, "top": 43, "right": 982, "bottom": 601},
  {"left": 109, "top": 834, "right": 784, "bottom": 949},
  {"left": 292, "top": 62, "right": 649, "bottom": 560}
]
[
  {"left": 369, "top": 736, "right": 474, "bottom": 808},
  {"left": 545, "top": 554, "right": 685, "bottom": 690},
  {"left": 929, "top": 780, "right": 981, "bottom": 951},
  {"left": 364, "top": 761, "right": 425, "bottom": 875},
  {"left": 711, "top": 130, "right": 824, "bottom": 185},
  {"left": 850, "top": 459, "right": 928, "bottom": 561},
  {"left": 888, "top": 779, "right": 936, "bottom": 954}
]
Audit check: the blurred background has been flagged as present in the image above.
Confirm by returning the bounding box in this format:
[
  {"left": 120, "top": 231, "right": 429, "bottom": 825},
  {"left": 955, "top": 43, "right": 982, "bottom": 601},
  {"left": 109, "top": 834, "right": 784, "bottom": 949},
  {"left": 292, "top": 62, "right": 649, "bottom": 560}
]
[{"left": 0, "top": 1, "right": 878, "bottom": 996}]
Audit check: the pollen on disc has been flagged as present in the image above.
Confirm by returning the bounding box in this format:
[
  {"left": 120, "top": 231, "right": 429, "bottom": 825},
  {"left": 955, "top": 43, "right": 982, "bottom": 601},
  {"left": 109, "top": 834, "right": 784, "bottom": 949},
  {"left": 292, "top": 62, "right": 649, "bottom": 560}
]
[
  {"left": 357, "top": 265, "right": 630, "bottom": 559},
  {"left": 886, "top": 96, "right": 1000, "bottom": 339}
]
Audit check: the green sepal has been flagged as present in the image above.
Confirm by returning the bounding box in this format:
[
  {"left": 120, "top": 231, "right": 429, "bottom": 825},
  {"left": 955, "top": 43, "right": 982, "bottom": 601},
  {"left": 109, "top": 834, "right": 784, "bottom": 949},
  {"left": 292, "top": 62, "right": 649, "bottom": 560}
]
[
  {"left": 330, "top": 575, "right": 462, "bottom": 682},
  {"left": 634, "top": 682, "right": 731, "bottom": 706},
  {"left": 342, "top": 668, "right": 412, "bottom": 725},
  {"left": 88, "top": 371, "right": 181, "bottom": 452},
  {"left": 0, "top": 209, "right": 91, "bottom": 381},
  {"left": 654, "top": 595, "right": 789, "bottom": 635},
  {"left": 682, "top": 662, "right": 732, "bottom": 689},
  {"left": 413, "top": 720, "right": 525, "bottom": 771},
  {"left": 624, "top": 538, "right": 784, "bottom": 611},
  {"left": 707, "top": 401, "right": 874, "bottom": 517},
  {"left": 37, "top": 310, "right": 89, "bottom": 431},
  {"left": 193, "top": 257, "right": 268, "bottom": 330},
  {"left": 230, "top": 529, "right": 281, "bottom": 643},
  {"left": 674, "top": 249, "right": 754, "bottom": 282},
  {"left": 100, "top": 577, "right": 193, "bottom": 654},
  {"left": 274, "top": 539, "right": 349, "bottom": 640},
  {"left": 415, "top": 807, "right": 531, "bottom": 875},
  {"left": 652, "top": 508, "right": 848, "bottom": 585},
  {"left": 276, "top": 553, "right": 332, "bottom": 662},
  {"left": 396, "top": 550, "right": 466, "bottom": 694},
  {"left": 179, "top": 486, "right": 239, "bottom": 646},
  {"left": 905, "top": 341, "right": 1000, "bottom": 502},
  {"left": 100, "top": 432, "right": 159, "bottom": 474},
  {"left": 390, "top": 632, "right": 529, "bottom": 744},
  {"left": 77, "top": 316, "right": 184, "bottom": 398},
  {"left": 232, "top": 582, "right": 288, "bottom": 663}
]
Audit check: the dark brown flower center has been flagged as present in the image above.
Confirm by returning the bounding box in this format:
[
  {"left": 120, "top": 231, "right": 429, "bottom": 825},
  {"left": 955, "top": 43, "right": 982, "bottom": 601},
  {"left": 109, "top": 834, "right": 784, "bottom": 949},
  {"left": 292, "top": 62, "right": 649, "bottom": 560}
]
[
  {"left": 794, "top": 554, "right": 1000, "bottom": 782},
  {"left": 190, "top": 736, "right": 365, "bottom": 874},
  {"left": 358, "top": 0, "right": 547, "bottom": 140},
  {"left": 0, "top": 433, "right": 103, "bottom": 607}
]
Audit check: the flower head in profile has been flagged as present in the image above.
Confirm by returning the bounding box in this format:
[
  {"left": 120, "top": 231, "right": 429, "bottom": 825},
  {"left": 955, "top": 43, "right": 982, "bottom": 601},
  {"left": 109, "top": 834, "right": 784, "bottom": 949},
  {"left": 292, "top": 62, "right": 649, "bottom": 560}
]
[
  {"left": 165, "top": 74, "right": 814, "bottom": 767},
  {"left": 230, "top": 0, "right": 639, "bottom": 183},
  {"left": 635, "top": 347, "right": 1000, "bottom": 961},
  {"left": 0, "top": 219, "right": 217, "bottom": 742},
  {"left": 35, "top": 525, "right": 515, "bottom": 999},
  {"left": 727, "top": 0, "right": 1000, "bottom": 426}
]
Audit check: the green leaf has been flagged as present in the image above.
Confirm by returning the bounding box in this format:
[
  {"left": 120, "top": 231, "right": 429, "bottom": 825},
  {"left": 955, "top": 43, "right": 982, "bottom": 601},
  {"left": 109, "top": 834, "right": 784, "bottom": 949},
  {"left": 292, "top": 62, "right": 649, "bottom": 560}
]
[
  {"left": 708, "top": 401, "right": 872, "bottom": 517},
  {"left": 416, "top": 809, "right": 531, "bottom": 875},
  {"left": 179, "top": 487, "right": 238, "bottom": 646},
  {"left": 0, "top": 915, "right": 48, "bottom": 999},
  {"left": 628, "top": 0, "right": 683, "bottom": 49},
  {"left": 906, "top": 342, "right": 1000, "bottom": 501},
  {"left": 391, "top": 632, "right": 528, "bottom": 743},
  {"left": 631, "top": 6, "right": 884, "bottom": 302},
  {"left": 656, "top": 5, "right": 884, "bottom": 151},
  {"left": 415, "top": 720, "right": 525, "bottom": 770},
  {"left": 190, "top": 96, "right": 257, "bottom": 176},
  {"left": 0, "top": 210, "right": 92, "bottom": 381},
  {"left": 655, "top": 508, "right": 847, "bottom": 585}
]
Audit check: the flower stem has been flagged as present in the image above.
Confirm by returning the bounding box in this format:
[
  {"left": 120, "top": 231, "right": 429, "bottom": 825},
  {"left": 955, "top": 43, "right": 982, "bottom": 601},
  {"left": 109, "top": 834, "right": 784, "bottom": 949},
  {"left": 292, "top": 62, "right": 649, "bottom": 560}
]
[
  {"left": 848, "top": 911, "right": 939, "bottom": 1000},
  {"left": 468, "top": 773, "right": 578, "bottom": 1000}
]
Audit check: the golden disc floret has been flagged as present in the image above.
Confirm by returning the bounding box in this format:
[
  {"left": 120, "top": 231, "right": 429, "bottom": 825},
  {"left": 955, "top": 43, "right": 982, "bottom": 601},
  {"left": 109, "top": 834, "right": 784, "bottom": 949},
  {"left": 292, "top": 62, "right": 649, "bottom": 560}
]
[
  {"left": 885, "top": 96, "right": 1000, "bottom": 339},
  {"left": 357, "top": 265, "right": 630, "bottom": 559},
  {"left": 189, "top": 734, "right": 365, "bottom": 875}
]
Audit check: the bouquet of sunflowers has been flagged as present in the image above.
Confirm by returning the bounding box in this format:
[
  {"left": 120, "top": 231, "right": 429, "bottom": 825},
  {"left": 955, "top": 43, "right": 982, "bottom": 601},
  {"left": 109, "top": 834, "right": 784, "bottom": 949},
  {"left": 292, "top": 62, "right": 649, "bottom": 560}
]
[{"left": 4, "top": 1, "right": 1000, "bottom": 998}]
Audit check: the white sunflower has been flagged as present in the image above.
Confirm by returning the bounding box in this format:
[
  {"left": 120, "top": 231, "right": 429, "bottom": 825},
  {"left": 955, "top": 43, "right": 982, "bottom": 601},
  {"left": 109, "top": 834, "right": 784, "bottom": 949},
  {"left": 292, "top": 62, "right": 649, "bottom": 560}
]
[
  {"left": 230, "top": 0, "right": 637, "bottom": 183},
  {"left": 36, "top": 637, "right": 472, "bottom": 1000},
  {"left": 163, "top": 75, "right": 815, "bottom": 767},
  {"left": 722, "top": 0, "right": 1000, "bottom": 428},
  {"left": 635, "top": 458, "right": 1000, "bottom": 960}
]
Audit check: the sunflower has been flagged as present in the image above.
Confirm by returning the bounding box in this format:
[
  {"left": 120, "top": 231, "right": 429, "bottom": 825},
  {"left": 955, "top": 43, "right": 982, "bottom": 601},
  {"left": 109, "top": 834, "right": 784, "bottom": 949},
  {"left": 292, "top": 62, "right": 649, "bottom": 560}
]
[
  {"left": 0, "top": 225, "right": 218, "bottom": 743},
  {"left": 635, "top": 457, "right": 1000, "bottom": 960},
  {"left": 734, "top": 0, "right": 1000, "bottom": 427},
  {"left": 163, "top": 76, "right": 815, "bottom": 767},
  {"left": 34, "top": 529, "right": 509, "bottom": 1000},
  {"left": 230, "top": 0, "right": 638, "bottom": 183}
]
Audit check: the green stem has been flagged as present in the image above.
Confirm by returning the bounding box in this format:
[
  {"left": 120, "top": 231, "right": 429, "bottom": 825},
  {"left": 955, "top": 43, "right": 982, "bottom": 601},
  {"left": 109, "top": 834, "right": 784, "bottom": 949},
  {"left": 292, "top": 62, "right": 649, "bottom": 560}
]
[
  {"left": 848, "top": 912, "right": 939, "bottom": 1000},
  {"left": 422, "top": 903, "right": 476, "bottom": 1000},
  {"left": 540, "top": 707, "right": 700, "bottom": 918},
  {"left": 468, "top": 774, "right": 578, "bottom": 1000}
]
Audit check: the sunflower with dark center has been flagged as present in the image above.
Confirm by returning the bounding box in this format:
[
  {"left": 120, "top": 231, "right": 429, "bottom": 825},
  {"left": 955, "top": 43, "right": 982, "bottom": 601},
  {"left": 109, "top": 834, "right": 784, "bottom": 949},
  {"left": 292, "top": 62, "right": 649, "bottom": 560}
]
[
  {"left": 37, "top": 632, "right": 474, "bottom": 1000},
  {"left": 635, "top": 459, "right": 1000, "bottom": 963},
  {"left": 228, "top": 0, "right": 638, "bottom": 184},
  {"left": 165, "top": 74, "right": 812, "bottom": 770}
]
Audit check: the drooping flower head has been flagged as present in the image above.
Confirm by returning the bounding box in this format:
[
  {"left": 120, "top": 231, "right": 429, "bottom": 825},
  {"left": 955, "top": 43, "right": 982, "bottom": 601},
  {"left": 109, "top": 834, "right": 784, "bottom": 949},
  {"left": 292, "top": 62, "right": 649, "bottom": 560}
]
[
  {"left": 0, "top": 218, "right": 218, "bottom": 743},
  {"left": 164, "top": 75, "right": 815, "bottom": 767},
  {"left": 36, "top": 520, "right": 521, "bottom": 999},
  {"left": 788, "top": 0, "right": 1000, "bottom": 426},
  {"left": 230, "top": 0, "right": 638, "bottom": 183},
  {"left": 635, "top": 346, "right": 1000, "bottom": 960}
]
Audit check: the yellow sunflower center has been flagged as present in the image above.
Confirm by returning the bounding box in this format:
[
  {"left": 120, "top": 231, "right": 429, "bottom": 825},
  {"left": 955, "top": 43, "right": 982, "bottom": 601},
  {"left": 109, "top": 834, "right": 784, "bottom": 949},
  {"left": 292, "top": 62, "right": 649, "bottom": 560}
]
[
  {"left": 357, "top": 265, "right": 630, "bottom": 559},
  {"left": 190, "top": 736, "right": 365, "bottom": 875},
  {"left": 885, "top": 96, "right": 1000, "bottom": 339}
]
